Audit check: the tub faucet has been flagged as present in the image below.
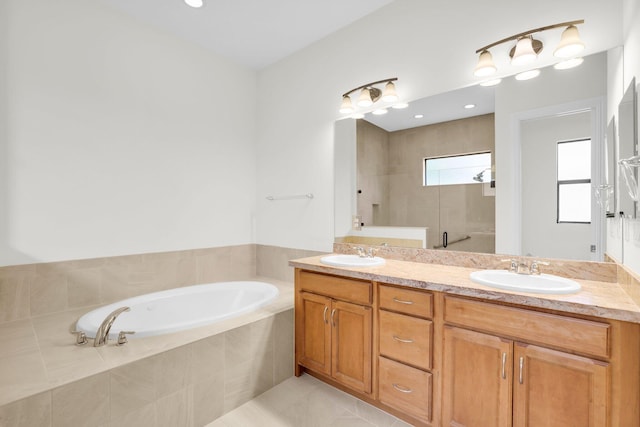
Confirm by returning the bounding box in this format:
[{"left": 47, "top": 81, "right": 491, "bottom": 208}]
[{"left": 94, "top": 306, "right": 130, "bottom": 347}]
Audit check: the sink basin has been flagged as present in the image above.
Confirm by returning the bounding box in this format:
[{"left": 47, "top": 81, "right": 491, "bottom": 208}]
[
  {"left": 469, "top": 270, "right": 581, "bottom": 294},
  {"left": 320, "top": 254, "right": 385, "bottom": 267}
]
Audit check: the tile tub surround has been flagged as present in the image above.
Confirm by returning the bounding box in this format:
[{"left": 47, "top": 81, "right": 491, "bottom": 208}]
[
  {"left": 291, "top": 254, "right": 640, "bottom": 323},
  {"left": 0, "top": 290, "right": 293, "bottom": 427},
  {"left": 0, "top": 244, "right": 324, "bottom": 325}
]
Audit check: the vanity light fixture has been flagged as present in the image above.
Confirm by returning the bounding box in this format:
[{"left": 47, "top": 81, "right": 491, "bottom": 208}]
[
  {"left": 553, "top": 57, "right": 584, "bottom": 70},
  {"left": 515, "top": 69, "right": 541, "bottom": 81},
  {"left": 479, "top": 78, "right": 502, "bottom": 87},
  {"left": 339, "top": 78, "right": 401, "bottom": 115},
  {"left": 473, "top": 20, "right": 585, "bottom": 77},
  {"left": 184, "top": 0, "right": 204, "bottom": 7}
]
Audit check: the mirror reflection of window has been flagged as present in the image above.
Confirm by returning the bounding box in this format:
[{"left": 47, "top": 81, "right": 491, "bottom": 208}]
[
  {"left": 424, "top": 152, "right": 492, "bottom": 186},
  {"left": 557, "top": 139, "right": 591, "bottom": 223}
]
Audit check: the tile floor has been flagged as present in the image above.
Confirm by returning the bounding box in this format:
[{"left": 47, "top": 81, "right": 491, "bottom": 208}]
[{"left": 205, "top": 374, "right": 413, "bottom": 427}]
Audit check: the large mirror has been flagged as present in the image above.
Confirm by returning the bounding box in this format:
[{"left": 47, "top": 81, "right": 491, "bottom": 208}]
[
  {"left": 335, "top": 51, "right": 612, "bottom": 262},
  {"left": 617, "top": 77, "right": 638, "bottom": 218}
]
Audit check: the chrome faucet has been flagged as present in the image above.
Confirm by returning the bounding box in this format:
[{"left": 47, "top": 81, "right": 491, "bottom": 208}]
[
  {"left": 93, "top": 306, "right": 130, "bottom": 347},
  {"left": 502, "top": 258, "right": 549, "bottom": 275}
]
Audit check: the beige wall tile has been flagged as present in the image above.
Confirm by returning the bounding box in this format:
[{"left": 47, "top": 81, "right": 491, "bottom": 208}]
[
  {"left": 0, "top": 392, "right": 51, "bottom": 427},
  {"left": 0, "top": 270, "right": 32, "bottom": 323},
  {"left": 67, "top": 268, "right": 101, "bottom": 309},
  {"left": 190, "top": 334, "right": 225, "bottom": 383},
  {"left": 52, "top": 373, "right": 110, "bottom": 427},
  {"left": 0, "top": 320, "right": 39, "bottom": 359},
  {"left": 196, "top": 247, "right": 233, "bottom": 283},
  {"left": 30, "top": 274, "right": 67, "bottom": 317},
  {"left": 109, "top": 402, "right": 156, "bottom": 427},
  {"left": 156, "top": 388, "right": 192, "bottom": 427},
  {"left": 191, "top": 373, "right": 225, "bottom": 426},
  {"left": 273, "top": 309, "right": 294, "bottom": 385},
  {"left": 110, "top": 358, "right": 157, "bottom": 418},
  {"left": 154, "top": 346, "right": 191, "bottom": 399}
]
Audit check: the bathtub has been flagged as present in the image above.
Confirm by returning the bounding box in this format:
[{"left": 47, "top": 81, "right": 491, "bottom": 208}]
[{"left": 76, "top": 281, "right": 279, "bottom": 339}]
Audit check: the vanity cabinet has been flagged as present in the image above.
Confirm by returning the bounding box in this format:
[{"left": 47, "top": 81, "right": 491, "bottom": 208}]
[
  {"left": 295, "top": 270, "right": 373, "bottom": 394},
  {"left": 442, "top": 296, "right": 611, "bottom": 427},
  {"left": 377, "top": 284, "right": 434, "bottom": 423}
]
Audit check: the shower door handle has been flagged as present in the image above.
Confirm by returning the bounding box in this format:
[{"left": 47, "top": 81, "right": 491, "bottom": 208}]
[{"left": 443, "top": 231, "right": 448, "bottom": 248}]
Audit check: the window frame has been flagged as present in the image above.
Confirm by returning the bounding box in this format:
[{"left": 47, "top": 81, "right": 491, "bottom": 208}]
[
  {"left": 556, "top": 138, "right": 591, "bottom": 224},
  {"left": 423, "top": 150, "right": 492, "bottom": 187}
]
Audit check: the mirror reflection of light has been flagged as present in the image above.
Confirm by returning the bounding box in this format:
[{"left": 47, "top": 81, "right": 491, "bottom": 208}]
[
  {"left": 464, "top": 104, "right": 476, "bottom": 109},
  {"left": 515, "top": 69, "right": 541, "bottom": 81},
  {"left": 392, "top": 102, "right": 409, "bottom": 109},
  {"left": 414, "top": 114, "right": 424, "bottom": 119},
  {"left": 480, "top": 78, "right": 502, "bottom": 87},
  {"left": 372, "top": 109, "right": 388, "bottom": 115},
  {"left": 184, "top": 0, "right": 204, "bottom": 7},
  {"left": 554, "top": 57, "right": 584, "bottom": 70}
]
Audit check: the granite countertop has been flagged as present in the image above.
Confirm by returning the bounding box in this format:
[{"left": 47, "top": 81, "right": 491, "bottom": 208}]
[{"left": 289, "top": 255, "right": 640, "bottom": 323}]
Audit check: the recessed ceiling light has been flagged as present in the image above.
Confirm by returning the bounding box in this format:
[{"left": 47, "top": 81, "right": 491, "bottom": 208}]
[
  {"left": 351, "top": 113, "right": 365, "bottom": 119},
  {"left": 372, "top": 109, "right": 388, "bottom": 115},
  {"left": 480, "top": 78, "right": 502, "bottom": 87},
  {"left": 184, "top": 0, "right": 204, "bottom": 8},
  {"left": 391, "top": 102, "right": 409, "bottom": 109},
  {"left": 554, "top": 57, "right": 584, "bottom": 70},
  {"left": 414, "top": 114, "right": 424, "bottom": 119},
  {"left": 464, "top": 104, "right": 476, "bottom": 109},
  {"left": 515, "top": 69, "right": 541, "bottom": 81}
]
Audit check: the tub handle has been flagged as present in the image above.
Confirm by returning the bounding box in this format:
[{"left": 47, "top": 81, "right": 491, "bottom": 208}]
[
  {"left": 117, "top": 330, "right": 135, "bottom": 346},
  {"left": 71, "top": 330, "right": 88, "bottom": 346}
]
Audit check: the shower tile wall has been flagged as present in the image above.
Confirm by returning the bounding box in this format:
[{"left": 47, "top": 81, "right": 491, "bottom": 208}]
[
  {"left": 0, "top": 309, "right": 294, "bottom": 427},
  {"left": 356, "top": 115, "right": 495, "bottom": 253}
]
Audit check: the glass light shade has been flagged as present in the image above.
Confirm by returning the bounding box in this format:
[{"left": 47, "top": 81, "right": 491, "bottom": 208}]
[
  {"left": 554, "top": 57, "right": 584, "bottom": 70},
  {"left": 381, "top": 81, "right": 399, "bottom": 102},
  {"left": 511, "top": 37, "right": 538, "bottom": 66},
  {"left": 515, "top": 69, "right": 541, "bottom": 80},
  {"left": 184, "top": 0, "right": 204, "bottom": 7},
  {"left": 357, "top": 88, "right": 374, "bottom": 107},
  {"left": 554, "top": 25, "right": 585, "bottom": 58},
  {"left": 480, "top": 78, "right": 502, "bottom": 87},
  {"left": 339, "top": 96, "right": 354, "bottom": 114},
  {"left": 473, "top": 50, "right": 497, "bottom": 77}
]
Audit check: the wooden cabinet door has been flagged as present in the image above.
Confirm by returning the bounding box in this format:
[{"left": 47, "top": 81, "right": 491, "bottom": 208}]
[
  {"left": 513, "top": 343, "right": 609, "bottom": 427},
  {"left": 442, "top": 326, "right": 513, "bottom": 427},
  {"left": 298, "top": 292, "right": 332, "bottom": 375},
  {"left": 331, "top": 299, "right": 372, "bottom": 394}
]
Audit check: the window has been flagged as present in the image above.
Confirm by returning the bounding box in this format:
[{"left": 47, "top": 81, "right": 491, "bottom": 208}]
[
  {"left": 557, "top": 139, "right": 591, "bottom": 223},
  {"left": 424, "top": 152, "right": 492, "bottom": 186}
]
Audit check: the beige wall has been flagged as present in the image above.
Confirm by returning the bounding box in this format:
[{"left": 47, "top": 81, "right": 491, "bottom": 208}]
[{"left": 356, "top": 114, "right": 495, "bottom": 253}]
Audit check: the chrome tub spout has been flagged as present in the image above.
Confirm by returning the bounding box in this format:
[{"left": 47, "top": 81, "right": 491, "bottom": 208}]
[{"left": 94, "top": 306, "right": 130, "bottom": 347}]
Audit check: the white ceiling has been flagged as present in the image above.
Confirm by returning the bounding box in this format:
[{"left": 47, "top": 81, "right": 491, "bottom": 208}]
[{"left": 98, "top": 0, "right": 394, "bottom": 69}]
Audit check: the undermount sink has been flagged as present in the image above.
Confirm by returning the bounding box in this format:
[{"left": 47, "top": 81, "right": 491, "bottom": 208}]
[
  {"left": 469, "top": 269, "right": 581, "bottom": 294},
  {"left": 320, "top": 254, "right": 385, "bottom": 267}
]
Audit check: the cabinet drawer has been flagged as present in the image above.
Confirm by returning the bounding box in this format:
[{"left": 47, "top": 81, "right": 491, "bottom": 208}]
[
  {"left": 379, "top": 356, "right": 432, "bottom": 422},
  {"left": 444, "top": 297, "right": 610, "bottom": 359},
  {"left": 379, "top": 310, "right": 432, "bottom": 370},
  {"left": 299, "top": 270, "right": 372, "bottom": 305},
  {"left": 379, "top": 284, "right": 433, "bottom": 318}
]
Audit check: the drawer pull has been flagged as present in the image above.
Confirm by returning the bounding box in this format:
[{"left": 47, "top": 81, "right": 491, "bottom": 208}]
[
  {"left": 323, "top": 306, "right": 329, "bottom": 324},
  {"left": 392, "top": 297, "right": 414, "bottom": 305},
  {"left": 392, "top": 383, "right": 413, "bottom": 394},
  {"left": 519, "top": 356, "right": 524, "bottom": 384},
  {"left": 501, "top": 352, "right": 507, "bottom": 379},
  {"left": 392, "top": 335, "right": 414, "bottom": 344}
]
